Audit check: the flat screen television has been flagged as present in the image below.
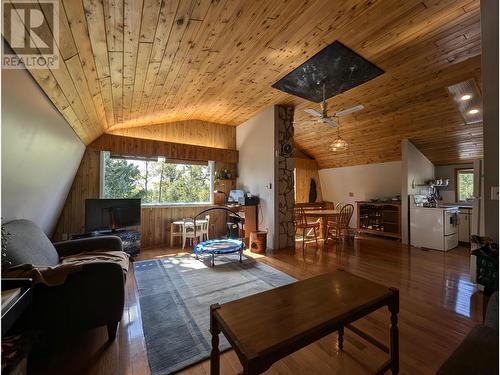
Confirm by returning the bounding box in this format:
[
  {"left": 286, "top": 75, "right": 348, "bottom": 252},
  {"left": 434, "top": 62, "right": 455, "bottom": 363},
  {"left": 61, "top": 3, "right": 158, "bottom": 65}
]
[{"left": 85, "top": 199, "right": 141, "bottom": 233}]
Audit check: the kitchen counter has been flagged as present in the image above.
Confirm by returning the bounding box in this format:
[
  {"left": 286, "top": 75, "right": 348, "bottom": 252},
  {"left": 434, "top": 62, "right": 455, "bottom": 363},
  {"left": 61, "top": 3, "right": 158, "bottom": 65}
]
[
  {"left": 357, "top": 200, "right": 401, "bottom": 204},
  {"left": 439, "top": 203, "right": 472, "bottom": 209},
  {"left": 413, "top": 206, "right": 458, "bottom": 212}
]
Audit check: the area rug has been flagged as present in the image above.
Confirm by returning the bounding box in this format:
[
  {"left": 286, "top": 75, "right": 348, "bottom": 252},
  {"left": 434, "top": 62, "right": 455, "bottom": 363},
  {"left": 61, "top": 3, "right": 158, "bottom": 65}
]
[{"left": 133, "top": 254, "right": 296, "bottom": 375}]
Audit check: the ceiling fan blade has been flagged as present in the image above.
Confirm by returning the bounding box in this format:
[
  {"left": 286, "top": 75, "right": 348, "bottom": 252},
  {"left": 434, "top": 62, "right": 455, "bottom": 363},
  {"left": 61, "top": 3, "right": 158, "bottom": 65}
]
[
  {"left": 304, "top": 108, "right": 322, "bottom": 117},
  {"left": 294, "top": 119, "right": 320, "bottom": 125},
  {"left": 321, "top": 117, "right": 338, "bottom": 128},
  {"left": 334, "top": 104, "right": 364, "bottom": 117}
]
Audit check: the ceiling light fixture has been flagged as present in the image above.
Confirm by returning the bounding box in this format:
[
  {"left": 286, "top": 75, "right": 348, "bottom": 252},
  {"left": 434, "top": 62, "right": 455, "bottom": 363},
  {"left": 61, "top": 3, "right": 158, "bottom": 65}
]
[
  {"left": 447, "top": 79, "right": 482, "bottom": 124},
  {"left": 329, "top": 127, "right": 348, "bottom": 152}
]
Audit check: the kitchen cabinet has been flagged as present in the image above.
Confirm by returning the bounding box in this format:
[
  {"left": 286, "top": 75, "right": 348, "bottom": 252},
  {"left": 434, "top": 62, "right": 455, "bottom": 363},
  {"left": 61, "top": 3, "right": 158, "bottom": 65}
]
[{"left": 458, "top": 209, "right": 471, "bottom": 243}]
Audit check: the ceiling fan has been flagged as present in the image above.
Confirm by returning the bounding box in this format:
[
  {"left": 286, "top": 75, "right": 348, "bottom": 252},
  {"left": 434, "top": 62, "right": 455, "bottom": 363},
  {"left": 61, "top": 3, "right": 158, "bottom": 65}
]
[{"left": 303, "top": 82, "right": 364, "bottom": 128}]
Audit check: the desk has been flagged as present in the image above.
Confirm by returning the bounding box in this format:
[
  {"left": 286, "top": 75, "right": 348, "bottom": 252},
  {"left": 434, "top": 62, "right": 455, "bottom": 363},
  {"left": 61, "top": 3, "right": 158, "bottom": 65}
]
[
  {"left": 210, "top": 271, "right": 399, "bottom": 375},
  {"left": 304, "top": 209, "right": 340, "bottom": 239},
  {"left": 225, "top": 205, "right": 257, "bottom": 243}
]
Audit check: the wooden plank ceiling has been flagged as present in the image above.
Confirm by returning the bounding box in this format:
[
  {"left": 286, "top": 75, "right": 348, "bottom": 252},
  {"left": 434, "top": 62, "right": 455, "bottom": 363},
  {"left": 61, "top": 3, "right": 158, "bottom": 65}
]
[{"left": 6, "top": 0, "right": 482, "bottom": 167}]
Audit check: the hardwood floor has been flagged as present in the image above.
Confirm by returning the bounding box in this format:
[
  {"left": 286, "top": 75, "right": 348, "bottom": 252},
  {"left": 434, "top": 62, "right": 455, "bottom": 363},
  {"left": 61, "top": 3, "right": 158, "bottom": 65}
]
[{"left": 31, "top": 237, "right": 483, "bottom": 375}]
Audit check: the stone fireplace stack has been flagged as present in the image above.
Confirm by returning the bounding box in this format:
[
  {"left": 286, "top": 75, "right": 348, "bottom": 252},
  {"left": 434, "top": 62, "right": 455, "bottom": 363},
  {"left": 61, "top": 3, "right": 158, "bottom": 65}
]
[{"left": 275, "top": 105, "right": 295, "bottom": 249}]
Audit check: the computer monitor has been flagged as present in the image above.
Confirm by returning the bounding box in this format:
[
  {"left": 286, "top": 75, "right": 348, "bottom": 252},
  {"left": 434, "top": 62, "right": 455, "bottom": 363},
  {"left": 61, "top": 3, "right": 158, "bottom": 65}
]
[{"left": 228, "top": 190, "right": 245, "bottom": 203}]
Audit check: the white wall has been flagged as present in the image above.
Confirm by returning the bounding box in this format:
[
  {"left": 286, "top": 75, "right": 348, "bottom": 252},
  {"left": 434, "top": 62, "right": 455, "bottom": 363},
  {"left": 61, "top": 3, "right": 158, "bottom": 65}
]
[
  {"left": 319, "top": 161, "right": 402, "bottom": 227},
  {"left": 481, "top": 0, "right": 499, "bottom": 241},
  {"left": 401, "top": 139, "right": 435, "bottom": 244},
  {"left": 1, "top": 67, "right": 85, "bottom": 236},
  {"left": 236, "top": 107, "right": 277, "bottom": 248},
  {"left": 435, "top": 163, "right": 473, "bottom": 203}
]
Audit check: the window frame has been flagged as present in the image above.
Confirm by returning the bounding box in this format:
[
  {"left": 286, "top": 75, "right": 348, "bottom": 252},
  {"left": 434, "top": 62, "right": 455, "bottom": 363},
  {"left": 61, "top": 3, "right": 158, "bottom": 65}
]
[
  {"left": 100, "top": 151, "right": 214, "bottom": 207},
  {"left": 455, "top": 167, "right": 474, "bottom": 202}
]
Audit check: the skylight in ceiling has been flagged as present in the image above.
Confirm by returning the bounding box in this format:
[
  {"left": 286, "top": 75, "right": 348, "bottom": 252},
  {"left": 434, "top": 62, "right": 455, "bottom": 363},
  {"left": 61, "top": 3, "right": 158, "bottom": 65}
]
[
  {"left": 271, "top": 41, "right": 384, "bottom": 103},
  {"left": 447, "top": 79, "right": 482, "bottom": 124}
]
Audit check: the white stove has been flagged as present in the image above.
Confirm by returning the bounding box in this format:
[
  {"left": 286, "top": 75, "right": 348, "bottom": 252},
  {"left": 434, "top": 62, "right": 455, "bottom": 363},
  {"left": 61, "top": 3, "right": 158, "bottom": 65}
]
[{"left": 410, "top": 195, "right": 459, "bottom": 251}]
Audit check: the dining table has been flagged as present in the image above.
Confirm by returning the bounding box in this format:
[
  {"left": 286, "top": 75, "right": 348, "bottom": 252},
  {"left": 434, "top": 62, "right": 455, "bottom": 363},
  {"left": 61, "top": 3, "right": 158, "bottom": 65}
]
[{"left": 303, "top": 209, "right": 340, "bottom": 239}]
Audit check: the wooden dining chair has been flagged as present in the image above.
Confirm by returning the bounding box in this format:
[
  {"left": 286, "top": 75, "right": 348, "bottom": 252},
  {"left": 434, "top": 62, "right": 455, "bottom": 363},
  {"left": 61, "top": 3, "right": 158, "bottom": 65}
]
[
  {"left": 170, "top": 220, "right": 184, "bottom": 248},
  {"left": 325, "top": 204, "right": 354, "bottom": 244},
  {"left": 182, "top": 218, "right": 204, "bottom": 249},
  {"left": 293, "top": 207, "right": 319, "bottom": 255},
  {"left": 324, "top": 202, "right": 343, "bottom": 229},
  {"left": 198, "top": 214, "right": 210, "bottom": 241},
  {"left": 323, "top": 201, "right": 334, "bottom": 210}
]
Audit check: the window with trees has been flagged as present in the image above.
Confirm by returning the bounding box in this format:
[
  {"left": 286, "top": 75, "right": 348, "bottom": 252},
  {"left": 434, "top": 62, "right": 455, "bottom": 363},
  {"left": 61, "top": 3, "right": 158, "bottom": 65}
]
[
  {"left": 102, "top": 152, "right": 213, "bottom": 205},
  {"left": 456, "top": 168, "right": 474, "bottom": 202}
]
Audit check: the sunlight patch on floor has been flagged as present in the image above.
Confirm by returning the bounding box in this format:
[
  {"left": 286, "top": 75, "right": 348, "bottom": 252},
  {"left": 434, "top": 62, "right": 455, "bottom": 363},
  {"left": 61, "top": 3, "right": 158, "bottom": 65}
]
[
  {"left": 243, "top": 250, "right": 265, "bottom": 259},
  {"left": 161, "top": 255, "right": 207, "bottom": 270},
  {"left": 153, "top": 251, "right": 191, "bottom": 259}
]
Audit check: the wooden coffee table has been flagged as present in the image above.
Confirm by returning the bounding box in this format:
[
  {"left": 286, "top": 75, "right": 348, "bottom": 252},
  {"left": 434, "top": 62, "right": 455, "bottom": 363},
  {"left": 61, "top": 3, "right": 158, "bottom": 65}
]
[{"left": 210, "top": 270, "right": 399, "bottom": 374}]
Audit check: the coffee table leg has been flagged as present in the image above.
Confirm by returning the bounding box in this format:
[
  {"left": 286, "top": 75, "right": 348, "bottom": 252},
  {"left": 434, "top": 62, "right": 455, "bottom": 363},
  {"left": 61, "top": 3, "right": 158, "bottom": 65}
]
[
  {"left": 389, "top": 289, "right": 399, "bottom": 374},
  {"left": 338, "top": 326, "right": 344, "bottom": 351},
  {"left": 210, "top": 304, "right": 221, "bottom": 375}
]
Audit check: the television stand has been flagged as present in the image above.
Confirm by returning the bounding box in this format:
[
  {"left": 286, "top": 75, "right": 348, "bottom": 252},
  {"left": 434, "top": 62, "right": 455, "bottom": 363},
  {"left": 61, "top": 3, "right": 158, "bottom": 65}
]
[
  {"left": 71, "top": 229, "right": 141, "bottom": 257},
  {"left": 97, "top": 228, "right": 128, "bottom": 235}
]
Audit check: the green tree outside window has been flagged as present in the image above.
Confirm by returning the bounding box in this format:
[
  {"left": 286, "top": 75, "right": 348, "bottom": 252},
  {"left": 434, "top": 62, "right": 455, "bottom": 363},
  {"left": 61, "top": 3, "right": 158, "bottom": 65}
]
[
  {"left": 457, "top": 169, "right": 474, "bottom": 202},
  {"left": 103, "top": 152, "right": 142, "bottom": 199},
  {"left": 102, "top": 152, "right": 212, "bottom": 204}
]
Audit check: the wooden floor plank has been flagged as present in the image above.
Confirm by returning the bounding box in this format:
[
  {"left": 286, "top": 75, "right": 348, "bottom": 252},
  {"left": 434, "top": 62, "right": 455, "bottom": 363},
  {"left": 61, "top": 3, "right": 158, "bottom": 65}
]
[{"left": 30, "top": 236, "right": 482, "bottom": 375}]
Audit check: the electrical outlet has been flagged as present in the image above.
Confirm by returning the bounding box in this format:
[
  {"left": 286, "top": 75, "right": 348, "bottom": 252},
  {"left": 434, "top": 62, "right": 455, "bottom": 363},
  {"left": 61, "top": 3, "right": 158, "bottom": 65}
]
[
  {"left": 491, "top": 186, "right": 499, "bottom": 200},
  {"left": 266, "top": 183, "right": 272, "bottom": 189}
]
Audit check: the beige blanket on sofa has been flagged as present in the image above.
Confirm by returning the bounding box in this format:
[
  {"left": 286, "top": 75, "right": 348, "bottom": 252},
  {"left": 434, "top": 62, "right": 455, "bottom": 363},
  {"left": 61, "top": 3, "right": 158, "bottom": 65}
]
[{"left": 3, "top": 251, "right": 129, "bottom": 287}]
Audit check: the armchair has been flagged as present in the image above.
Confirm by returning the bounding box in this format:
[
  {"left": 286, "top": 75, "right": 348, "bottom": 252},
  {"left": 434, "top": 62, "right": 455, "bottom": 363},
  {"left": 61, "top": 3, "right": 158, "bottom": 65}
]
[
  {"left": 54, "top": 235, "right": 123, "bottom": 256},
  {"left": 3, "top": 219, "right": 128, "bottom": 341},
  {"left": 436, "top": 292, "right": 498, "bottom": 374}
]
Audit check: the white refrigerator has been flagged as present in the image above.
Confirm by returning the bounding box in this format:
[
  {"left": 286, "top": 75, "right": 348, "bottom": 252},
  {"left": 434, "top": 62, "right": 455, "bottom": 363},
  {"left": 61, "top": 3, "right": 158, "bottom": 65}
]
[
  {"left": 470, "top": 159, "right": 485, "bottom": 283},
  {"left": 471, "top": 159, "right": 484, "bottom": 237}
]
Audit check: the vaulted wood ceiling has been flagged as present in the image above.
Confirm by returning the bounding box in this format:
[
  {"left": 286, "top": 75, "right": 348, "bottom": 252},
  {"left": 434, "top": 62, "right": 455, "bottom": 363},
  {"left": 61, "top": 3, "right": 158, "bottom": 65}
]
[{"left": 6, "top": 0, "right": 482, "bottom": 167}]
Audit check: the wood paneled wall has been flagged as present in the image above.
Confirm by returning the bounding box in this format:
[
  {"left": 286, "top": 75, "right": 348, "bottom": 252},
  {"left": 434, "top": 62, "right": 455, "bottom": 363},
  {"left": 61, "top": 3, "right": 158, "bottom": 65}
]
[
  {"left": 108, "top": 120, "right": 236, "bottom": 150},
  {"left": 89, "top": 134, "right": 238, "bottom": 163},
  {"left": 294, "top": 158, "right": 323, "bottom": 204},
  {"left": 53, "top": 135, "right": 237, "bottom": 248},
  {"left": 141, "top": 206, "right": 227, "bottom": 249},
  {"left": 53, "top": 149, "right": 101, "bottom": 241}
]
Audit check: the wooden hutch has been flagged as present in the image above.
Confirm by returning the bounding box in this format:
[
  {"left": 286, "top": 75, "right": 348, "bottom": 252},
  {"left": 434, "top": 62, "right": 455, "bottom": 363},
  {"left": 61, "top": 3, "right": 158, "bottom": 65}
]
[{"left": 356, "top": 201, "right": 401, "bottom": 240}]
